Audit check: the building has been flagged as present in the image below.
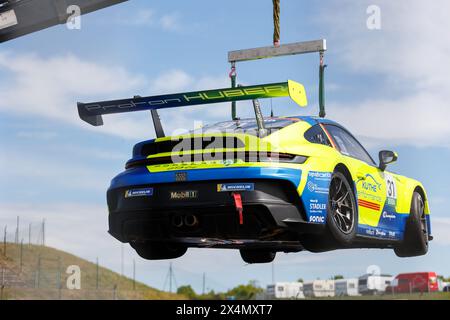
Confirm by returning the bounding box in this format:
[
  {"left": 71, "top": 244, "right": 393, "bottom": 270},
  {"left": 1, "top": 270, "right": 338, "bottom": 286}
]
[
  {"left": 303, "top": 280, "right": 335, "bottom": 298},
  {"left": 265, "top": 282, "right": 304, "bottom": 300},
  {"left": 358, "top": 274, "right": 393, "bottom": 295},
  {"left": 334, "top": 278, "right": 359, "bottom": 297}
]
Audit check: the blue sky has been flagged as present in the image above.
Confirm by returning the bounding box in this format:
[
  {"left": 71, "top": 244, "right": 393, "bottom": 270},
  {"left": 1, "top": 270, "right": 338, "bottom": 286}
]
[{"left": 1, "top": 0, "right": 449, "bottom": 293}]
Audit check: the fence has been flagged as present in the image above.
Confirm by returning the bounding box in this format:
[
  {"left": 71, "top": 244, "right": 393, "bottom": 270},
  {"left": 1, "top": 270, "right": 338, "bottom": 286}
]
[{"left": 0, "top": 217, "right": 176, "bottom": 300}]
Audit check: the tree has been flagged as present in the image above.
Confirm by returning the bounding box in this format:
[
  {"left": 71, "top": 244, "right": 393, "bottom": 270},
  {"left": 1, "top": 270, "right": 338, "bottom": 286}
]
[
  {"left": 333, "top": 275, "right": 344, "bottom": 280},
  {"left": 177, "top": 285, "right": 197, "bottom": 299},
  {"left": 227, "top": 282, "right": 263, "bottom": 300},
  {"left": 297, "top": 278, "right": 304, "bottom": 283}
]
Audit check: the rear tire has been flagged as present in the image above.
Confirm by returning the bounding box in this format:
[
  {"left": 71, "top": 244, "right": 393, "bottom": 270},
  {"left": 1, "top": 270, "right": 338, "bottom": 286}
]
[
  {"left": 326, "top": 171, "right": 358, "bottom": 246},
  {"left": 131, "top": 242, "right": 187, "bottom": 260},
  {"left": 240, "top": 249, "right": 276, "bottom": 264},
  {"left": 394, "top": 192, "right": 429, "bottom": 258}
]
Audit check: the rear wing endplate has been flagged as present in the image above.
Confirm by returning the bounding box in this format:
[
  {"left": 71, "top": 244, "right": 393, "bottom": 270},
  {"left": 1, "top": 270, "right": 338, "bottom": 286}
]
[{"left": 77, "top": 80, "right": 307, "bottom": 126}]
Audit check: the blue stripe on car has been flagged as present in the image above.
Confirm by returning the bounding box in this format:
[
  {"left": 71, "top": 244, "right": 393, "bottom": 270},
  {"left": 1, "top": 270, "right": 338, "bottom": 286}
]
[{"left": 110, "top": 166, "right": 302, "bottom": 190}]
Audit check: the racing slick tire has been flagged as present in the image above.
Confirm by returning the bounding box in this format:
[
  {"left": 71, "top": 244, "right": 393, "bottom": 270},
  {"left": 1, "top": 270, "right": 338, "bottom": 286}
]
[
  {"left": 131, "top": 242, "right": 187, "bottom": 260},
  {"left": 240, "top": 249, "right": 276, "bottom": 264},
  {"left": 394, "top": 192, "right": 429, "bottom": 258},
  {"left": 326, "top": 171, "right": 358, "bottom": 246}
]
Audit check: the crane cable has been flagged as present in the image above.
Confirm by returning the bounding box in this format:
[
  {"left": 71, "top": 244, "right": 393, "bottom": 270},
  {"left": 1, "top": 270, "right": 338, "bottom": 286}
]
[
  {"left": 230, "top": 0, "right": 281, "bottom": 120},
  {"left": 273, "top": 0, "right": 280, "bottom": 47}
]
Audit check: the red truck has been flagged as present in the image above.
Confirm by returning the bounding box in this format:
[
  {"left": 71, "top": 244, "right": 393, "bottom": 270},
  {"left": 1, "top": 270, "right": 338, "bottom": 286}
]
[{"left": 386, "top": 272, "right": 439, "bottom": 294}]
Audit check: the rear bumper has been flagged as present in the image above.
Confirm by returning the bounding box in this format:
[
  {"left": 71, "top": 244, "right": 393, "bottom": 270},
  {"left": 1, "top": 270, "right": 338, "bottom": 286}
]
[{"left": 107, "top": 166, "right": 324, "bottom": 247}]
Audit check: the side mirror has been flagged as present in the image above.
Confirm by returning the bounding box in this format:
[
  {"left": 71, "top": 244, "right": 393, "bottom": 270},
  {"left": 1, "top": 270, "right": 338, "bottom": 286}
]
[{"left": 379, "top": 150, "right": 398, "bottom": 171}]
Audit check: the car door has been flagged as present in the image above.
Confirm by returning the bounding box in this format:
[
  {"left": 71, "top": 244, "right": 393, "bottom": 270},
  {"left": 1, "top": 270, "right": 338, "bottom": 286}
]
[{"left": 323, "top": 125, "right": 391, "bottom": 237}]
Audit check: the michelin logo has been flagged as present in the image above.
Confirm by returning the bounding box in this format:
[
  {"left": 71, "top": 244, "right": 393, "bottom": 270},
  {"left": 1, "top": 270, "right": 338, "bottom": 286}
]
[
  {"left": 125, "top": 188, "right": 154, "bottom": 198},
  {"left": 217, "top": 183, "right": 254, "bottom": 192}
]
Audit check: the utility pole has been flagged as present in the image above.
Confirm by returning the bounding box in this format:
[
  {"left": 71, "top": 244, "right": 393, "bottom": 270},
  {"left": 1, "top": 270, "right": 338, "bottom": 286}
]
[
  {"left": 57, "top": 257, "right": 62, "bottom": 300},
  {"left": 120, "top": 243, "right": 124, "bottom": 276},
  {"left": 96, "top": 257, "right": 99, "bottom": 289},
  {"left": 28, "top": 223, "right": 31, "bottom": 246},
  {"left": 271, "top": 262, "right": 275, "bottom": 284},
  {"left": 202, "top": 272, "right": 206, "bottom": 295},
  {"left": 19, "top": 239, "right": 23, "bottom": 272},
  {"left": 15, "top": 216, "right": 19, "bottom": 244},
  {"left": 41, "top": 219, "right": 46, "bottom": 246},
  {"left": 163, "top": 262, "right": 177, "bottom": 293},
  {"left": 169, "top": 263, "right": 173, "bottom": 293},
  {"left": 37, "top": 255, "right": 41, "bottom": 288},
  {"left": 2, "top": 226, "right": 6, "bottom": 256},
  {"left": 133, "top": 259, "right": 136, "bottom": 290}
]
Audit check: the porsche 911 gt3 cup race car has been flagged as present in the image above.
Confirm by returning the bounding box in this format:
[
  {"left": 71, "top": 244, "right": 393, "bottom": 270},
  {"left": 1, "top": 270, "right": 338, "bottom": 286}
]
[{"left": 78, "top": 80, "right": 432, "bottom": 263}]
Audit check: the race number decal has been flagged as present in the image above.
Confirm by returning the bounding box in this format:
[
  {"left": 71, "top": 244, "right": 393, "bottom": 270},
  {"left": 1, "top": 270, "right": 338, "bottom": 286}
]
[{"left": 384, "top": 174, "right": 397, "bottom": 206}]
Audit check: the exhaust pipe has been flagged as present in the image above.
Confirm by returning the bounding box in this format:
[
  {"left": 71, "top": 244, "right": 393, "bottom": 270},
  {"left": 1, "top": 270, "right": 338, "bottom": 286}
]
[
  {"left": 171, "top": 214, "right": 184, "bottom": 228},
  {"left": 184, "top": 214, "right": 199, "bottom": 227}
]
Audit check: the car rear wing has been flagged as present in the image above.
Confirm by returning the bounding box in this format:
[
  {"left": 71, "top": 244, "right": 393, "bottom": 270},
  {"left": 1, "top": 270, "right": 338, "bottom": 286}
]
[{"left": 77, "top": 80, "right": 307, "bottom": 126}]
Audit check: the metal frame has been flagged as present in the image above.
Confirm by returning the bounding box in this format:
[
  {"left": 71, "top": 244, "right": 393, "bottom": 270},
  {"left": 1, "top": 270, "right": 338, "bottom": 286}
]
[
  {"left": 228, "top": 39, "right": 327, "bottom": 119},
  {"left": 228, "top": 39, "right": 326, "bottom": 63}
]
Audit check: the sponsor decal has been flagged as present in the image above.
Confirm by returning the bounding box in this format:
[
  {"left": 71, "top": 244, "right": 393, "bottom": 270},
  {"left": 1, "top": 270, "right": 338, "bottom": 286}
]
[
  {"left": 309, "top": 199, "right": 327, "bottom": 212},
  {"left": 217, "top": 183, "right": 255, "bottom": 192},
  {"left": 306, "top": 182, "right": 328, "bottom": 194},
  {"left": 175, "top": 172, "right": 188, "bottom": 182},
  {"left": 308, "top": 172, "right": 332, "bottom": 179},
  {"left": 309, "top": 215, "right": 325, "bottom": 223},
  {"left": 125, "top": 188, "right": 154, "bottom": 198},
  {"left": 360, "top": 225, "right": 399, "bottom": 240},
  {"left": 303, "top": 171, "right": 332, "bottom": 225},
  {"left": 83, "top": 84, "right": 289, "bottom": 112},
  {"left": 358, "top": 199, "right": 381, "bottom": 211},
  {"left": 384, "top": 173, "right": 398, "bottom": 206},
  {"left": 382, "top": 211, "right": 396, "bottom": 220},
  {"left": 170, "top": 190, "right": 198, "bottom": 200},
  {"left": 358, "top": 174, "right": 382, "bottom": 193}
]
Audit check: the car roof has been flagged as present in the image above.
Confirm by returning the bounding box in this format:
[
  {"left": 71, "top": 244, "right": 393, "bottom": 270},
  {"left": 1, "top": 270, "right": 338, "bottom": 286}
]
[{"left": 291, "top": 116, "right": 342, "bottom": 127}]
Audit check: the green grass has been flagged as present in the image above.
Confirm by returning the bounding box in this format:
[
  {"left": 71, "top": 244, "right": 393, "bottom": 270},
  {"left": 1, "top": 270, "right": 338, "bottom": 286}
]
[{"left": 0, "top": 243, "right": 186, "bottom": 300}]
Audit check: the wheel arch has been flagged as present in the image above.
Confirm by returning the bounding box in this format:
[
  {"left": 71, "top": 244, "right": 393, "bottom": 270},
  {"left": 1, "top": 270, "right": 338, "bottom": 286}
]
[
  {"left": 334, "top": 163, "right": 355, "bottom": 192},
  {"left": 413, "top": 185, "right": 430, "bottom": 215}
]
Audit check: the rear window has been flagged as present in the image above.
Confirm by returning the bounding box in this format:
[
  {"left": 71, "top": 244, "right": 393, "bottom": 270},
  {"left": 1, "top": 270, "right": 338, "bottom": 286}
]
[
  {"left": 304, "top": 124, "right": 332, "bottom": 147},
  {"left": 191, "top": 118, "right": 298, "bottom": 136}
]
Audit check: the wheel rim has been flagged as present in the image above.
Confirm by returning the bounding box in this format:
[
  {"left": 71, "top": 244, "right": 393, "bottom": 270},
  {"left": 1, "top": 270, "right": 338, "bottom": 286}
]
[
  {"left": 329, "top": 175, "right": 355, "bottom": 234},
  {"left": 417, "top": 195, "right": 428, "bottom": 244}
]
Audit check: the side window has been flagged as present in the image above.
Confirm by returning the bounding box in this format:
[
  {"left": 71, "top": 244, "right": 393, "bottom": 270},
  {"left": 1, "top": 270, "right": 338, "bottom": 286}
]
[
  {"left": 324, "top": 125, "right": 376, "bottom": 166},
  {"left": 304, "top": 125, "right": 332, "bottom": 147}
]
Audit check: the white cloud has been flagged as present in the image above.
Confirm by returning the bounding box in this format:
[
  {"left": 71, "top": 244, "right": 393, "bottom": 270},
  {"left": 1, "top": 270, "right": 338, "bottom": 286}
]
[
  {"left": 133, "top": 8, "right": 155, "bottom": 26},
  {"left": 0, "top": 52, "right": 230, "bottom": 141},
  {"left": 0, "top": 152, "right": 110, "bottom": 192},
  {"left": 322, "top": 0, "right": 450, "bottom": 148},
  {"left": 431, "top": 218, "right": 450, "bottom": 247},
  {"left": 150, "top": 69, "right": 193, "bottom": 94},
  {"left": 116, "top": 8, "right": 182, "bottom": 31},
  {"left": 0, "top": 51, "right": 146, "bottom": 139},
  {"left": 159, "top": 13, "right": 181, "bottom": 31}
]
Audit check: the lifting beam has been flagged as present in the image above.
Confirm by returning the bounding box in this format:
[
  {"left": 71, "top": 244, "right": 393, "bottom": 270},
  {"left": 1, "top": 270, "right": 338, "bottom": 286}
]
[{"left": 228, "top": 39, "right": 327, "bottom": 120}]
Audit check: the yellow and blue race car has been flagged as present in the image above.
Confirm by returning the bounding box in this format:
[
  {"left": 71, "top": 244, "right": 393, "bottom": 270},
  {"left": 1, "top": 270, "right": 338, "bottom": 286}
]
[{"left": 78, "top": 80, "right": 432, "bottom": 263}]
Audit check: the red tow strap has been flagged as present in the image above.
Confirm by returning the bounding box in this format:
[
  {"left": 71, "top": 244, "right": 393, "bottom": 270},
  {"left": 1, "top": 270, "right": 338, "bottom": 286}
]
[{"left": 232, "top": 192, "right": 244, "bottom": 225}]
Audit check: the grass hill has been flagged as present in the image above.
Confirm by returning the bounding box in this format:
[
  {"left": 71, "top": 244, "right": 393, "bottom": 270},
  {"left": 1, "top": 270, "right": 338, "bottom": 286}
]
[{"left": 0, "top": 243, "right": 186, "bottom": 300}]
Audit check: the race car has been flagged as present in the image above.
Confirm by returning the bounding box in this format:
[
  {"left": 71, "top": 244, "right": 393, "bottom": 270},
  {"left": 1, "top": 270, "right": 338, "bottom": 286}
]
[{"left": 78, "top": 80, "right": 432, "bottom": 263}]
